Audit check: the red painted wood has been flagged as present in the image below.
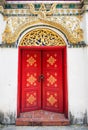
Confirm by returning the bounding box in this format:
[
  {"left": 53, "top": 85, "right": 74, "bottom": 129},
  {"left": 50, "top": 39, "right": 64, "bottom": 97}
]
[
  {"left": 17, "top": 46, "right": 68, "bottom": 117},
  {"left": 18, "top": 46, "right": 65, "bottom": 50},
  {"left": 17, "top": 47, "right": 22, "bottom": 117},
  {"left": 21, "top": 50, "right": 41, "bottom": 112},
  {"left": 63, "top": 47, "right": 68, "bottom": 117},
  {"left": 42, "top": 51, "right": 63, "bottom": 112}
]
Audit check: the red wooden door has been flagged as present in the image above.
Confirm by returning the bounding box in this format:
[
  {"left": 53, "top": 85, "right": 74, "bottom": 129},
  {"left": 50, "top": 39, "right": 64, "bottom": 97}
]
[
  {"left": 21, "top": 50, "right": 41, "bottom": 112},
  {"left": 42, "top": 51, "right": 63, "bottom": 112},
  {"left": 21, "top": 50, "right": 63, "bottom": 113}
]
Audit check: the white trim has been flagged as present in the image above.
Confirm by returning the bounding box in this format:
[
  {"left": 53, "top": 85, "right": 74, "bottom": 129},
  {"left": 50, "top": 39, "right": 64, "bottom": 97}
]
[{"left": 6, "top": 1, "right": 81, "bottom": 4}]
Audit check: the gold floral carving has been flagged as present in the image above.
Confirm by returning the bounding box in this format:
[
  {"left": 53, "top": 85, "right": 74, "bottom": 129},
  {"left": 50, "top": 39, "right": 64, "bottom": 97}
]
[
  {"left": 20, "top": 28, "right": 65, "bottom": 46},
  {"left": 0, "top": 6, "right": 4, "bottom": 12},
  {"left": 2, "top": 23, "right": 13, "bottom": 44},
  {"left": 29, "top": 3, "right": 56, "bottom": 18},
  {"left": 2, "top": 18, "right": 83, "bottom": 45},
  {"left": 47, "top": 56, "right": 56, "bottom": 65},
  {"left": 27, "top": 94, "right": 36, "bottom": 105},
  {"left": 47, "top": 95, "right": 57, "bottom": 106},
  {"left": 47, "top": 75, "right": 57, "bottom": 85},
  {"left": 27, "top": 75, "right": 37, "bottom": 85},
  {"left": 27, "top": 56, "right": 36, "bottom": 66},
  {"left": 2, "top": 3, "right": 84, "bottom": 45}
]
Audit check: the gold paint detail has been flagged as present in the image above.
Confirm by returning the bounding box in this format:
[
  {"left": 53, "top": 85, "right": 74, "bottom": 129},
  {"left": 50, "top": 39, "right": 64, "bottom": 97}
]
[
  {"left": 2, "top": 18, "right": 83, "bottom": 45},
  {"left": 20, "top": 28, "right": 66, "bottom": 46},
  {"left": 47, "top": 95, "right": 57, "bottom": 106},
  {"left": 2, "top": 3, "right": 84, "bottom": 45},
  {"left": 47, "top": 75, "right": 57, "bottom": 85},
  {"left": 27, "top": 56, "right": 36, "bottom": 66},
  {"left": 0, "top": 6, "right": 4, "bottom": 12},
  {"left": 47, "top": 56, "right": 56, "bottom": 65},
  {"left": 27, "top": 75, "right": 37, "bottom": 85},
  {"left": 27, "top": 94, "right": 36, "bottom": 104}
]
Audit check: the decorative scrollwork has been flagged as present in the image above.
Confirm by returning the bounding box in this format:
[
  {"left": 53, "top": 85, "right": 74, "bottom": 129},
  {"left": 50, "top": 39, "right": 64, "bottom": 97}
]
[{"left": 19, "top": 28, "right": 66, "bottom": 46}]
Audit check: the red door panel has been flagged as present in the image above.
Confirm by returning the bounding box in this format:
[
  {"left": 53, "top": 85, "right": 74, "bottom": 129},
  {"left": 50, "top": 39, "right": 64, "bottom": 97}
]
[
  {"left": 21, "top": 50, "right": 41, "bottom": 112},
  {"left": 42, "top": 51, "right": 63, "bottom": 112},
  {"left": 21, "top": 49, "right": 63, "bottom": 113}
]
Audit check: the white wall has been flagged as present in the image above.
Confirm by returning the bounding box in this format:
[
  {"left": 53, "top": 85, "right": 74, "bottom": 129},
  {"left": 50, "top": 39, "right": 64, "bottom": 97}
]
[
  {"left": 82, "top": 12, "right": 88, "bottom": 44},
  {"left": 67, "top": 47, "right": 88, "bottom": 124},
  {"left": 0, "top": 2, "right": 88, "bottom": 124},
  {"left": 0, "top": 47, "right": 88, "bottom": 124},
  {"left": 0, "top": 14, "right": 6, "bottom": 44},
  {"left": 0, "top": 48, "right": 18, "bottom": 115}
]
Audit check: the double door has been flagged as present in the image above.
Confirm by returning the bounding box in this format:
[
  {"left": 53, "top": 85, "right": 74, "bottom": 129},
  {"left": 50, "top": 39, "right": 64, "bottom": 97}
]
[{"left": 21, "top": 50, "right": 63, "bottom": 113}]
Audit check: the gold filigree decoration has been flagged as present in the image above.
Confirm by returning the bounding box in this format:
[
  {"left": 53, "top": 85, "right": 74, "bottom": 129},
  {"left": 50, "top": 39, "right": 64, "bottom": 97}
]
[
  {"left": 47, "top": 56, "right": 56, "bottom": 65},
  {"left": 27, "top": 56, "right": 36, "bottom": 66},
  {"left": 2, "top": 23, "right": 13, "bottom": 44},
  {"left": 20, "top": 28, "right": 65, "bottom": 46},
  {"left": 27, "top": 75, "right": 37, "bottom": 85},
  {"left": 0, "top": 6, "right": 4, "bottom": 12},
  {"left": 2, "top": 2, "right": 84, "bottom": 45},
  {"left": 29, "top": 3, "right": 56, "bottom": 18},
  {"left": 2, "top": 18, "right": 80, "bottom": 45},
  {"left": 47, "top": 95, "right": 57, "bottom": 105},
  {"left": 47, "top": 75, "right": 57, "bottom": 85},
  {"left": 27, "top": 94, "right": 36, "bottom": 104}
]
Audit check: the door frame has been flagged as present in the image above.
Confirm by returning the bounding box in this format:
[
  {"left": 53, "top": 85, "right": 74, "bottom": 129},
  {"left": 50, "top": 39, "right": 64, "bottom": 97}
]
[{"left": 17, "top": 46, "right": 68, "bottom": 118}]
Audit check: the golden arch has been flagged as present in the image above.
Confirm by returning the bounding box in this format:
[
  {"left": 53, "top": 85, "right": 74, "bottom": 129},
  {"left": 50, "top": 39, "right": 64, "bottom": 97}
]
[
  {"left": 3, "top": 19, "right": 77, "bottom": 44},
  {"left": 16, "top": 19, "right": 77, "bottom": 45},
  {"left": 19, "top": 28, "right": 66, "bottom": 46}
]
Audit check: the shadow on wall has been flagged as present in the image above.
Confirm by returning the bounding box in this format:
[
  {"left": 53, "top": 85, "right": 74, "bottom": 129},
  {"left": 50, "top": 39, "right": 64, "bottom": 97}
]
[
  {"left": 0, "top": 111, "right": 16, "bottom": 125},
  {"left": 0, "top": 111, "right": 88, "bottom": 125},
  {"left": 69, "top": 111, "right": 88, "bottom": 125}
]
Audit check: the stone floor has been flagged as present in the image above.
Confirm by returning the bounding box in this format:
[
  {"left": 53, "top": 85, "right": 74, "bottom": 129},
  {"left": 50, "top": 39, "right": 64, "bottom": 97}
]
[
  {"left": 0, "top": 125, "right": 88, "bottom": 130},
  {"left": 16, "top": 110, "right": 70, "bottom": 126}
]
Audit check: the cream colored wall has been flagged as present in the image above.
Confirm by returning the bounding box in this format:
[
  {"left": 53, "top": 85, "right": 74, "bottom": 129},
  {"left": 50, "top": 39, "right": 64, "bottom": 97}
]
[
  {"left": 0, "top": 14, "right": 6, "bottom": 44},
  {"left": 0, "top": 48, "right": 18, "bottom": 113},
  {"left": 0, "top": 48, "right": 88, "bottom": 124},
  {"left": 0, "top": 48, "right": 18, "bottom": 124},
  {"left": 82, "top": 12, "right": 88, "bottom": 44},
  {"left": 67, "top": 47, "right": 88, "bottom": 124},
  {"left": 0, "top": 7, "right": 88, "bottom": 124}
]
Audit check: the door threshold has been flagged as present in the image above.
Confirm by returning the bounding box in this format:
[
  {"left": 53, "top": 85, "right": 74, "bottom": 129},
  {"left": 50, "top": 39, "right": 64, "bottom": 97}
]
[{"left": 16, "top": 110, "right": 70, "bottom": 126}]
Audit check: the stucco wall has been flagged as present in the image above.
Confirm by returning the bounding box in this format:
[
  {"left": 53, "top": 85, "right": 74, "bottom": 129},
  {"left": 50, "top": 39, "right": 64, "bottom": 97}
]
[
  {"left": 0, "top": 6, "right": 88, "bottom": 124},
  {"left": 82, "top": 12, "right": 88, "bottom": 44},
  {"left": 0, "top": 14, "right": 6, "bottom": 44},
  {"left": 67, "top": 47, "right": 88, "bottom": 124},
  {"left": 0, "top": 48, "right": 88, "bottom": 124},
  {"left": 0, "top": 48, "right": 18, "bottom": 124}
]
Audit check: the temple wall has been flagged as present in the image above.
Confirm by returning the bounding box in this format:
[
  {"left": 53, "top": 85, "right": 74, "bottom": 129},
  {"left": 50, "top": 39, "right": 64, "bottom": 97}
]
[
  {"left": 0, "top": 2, "right": 88, "bottom": 125},
  {"left": 82, "top": 12, "right": 88, "bottom": 44},
  {"left": 0, "top": 48, "right": 88, "bottom": 124},
  {"left": 0, "top": 14, "right": 6, "bottom": 44},
  {"left": 67, "top": 47, "right": 88, "bottom": 124}
]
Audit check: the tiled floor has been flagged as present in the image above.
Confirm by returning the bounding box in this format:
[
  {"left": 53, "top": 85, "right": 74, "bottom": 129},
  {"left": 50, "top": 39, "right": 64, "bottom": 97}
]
[{"left": 16, "top": 110, "right": 70, "bottom": 126}]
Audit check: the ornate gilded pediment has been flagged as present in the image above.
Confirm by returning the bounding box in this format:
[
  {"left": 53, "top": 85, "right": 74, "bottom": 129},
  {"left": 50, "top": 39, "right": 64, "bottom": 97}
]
[
  {"left": 19, "top": 28, "right": 66, "bottom": 46},
  {"left": 0, "top": 3, "right": 86, "bottom": 47}
]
